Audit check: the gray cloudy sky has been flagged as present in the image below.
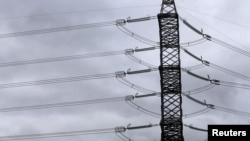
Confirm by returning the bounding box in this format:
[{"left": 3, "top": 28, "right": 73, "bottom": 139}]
[{"left": 0, "top": 0, "right": 249, "bottom": 141}]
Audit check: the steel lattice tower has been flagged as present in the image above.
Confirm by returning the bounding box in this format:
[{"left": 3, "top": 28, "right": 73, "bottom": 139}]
[{"left": 158, "top": 0, "right": 184, "bottom": 140}]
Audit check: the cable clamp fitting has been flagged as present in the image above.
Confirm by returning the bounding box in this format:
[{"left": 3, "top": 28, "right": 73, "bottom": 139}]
[
  {"left": 115, "top": 126, "right": 126, "bottom": 133},
  {"left": 125, "top": 49, "right": 134, "bottom": 55},
  {"left": 203, "top": 34, "right": 212, "bottom": 40},
  {"left": 202, "top": 59, "right": 210, "bottom": 66},
  {"left": 115, "top": 71, "right": 126, "bottom": 78},
  {"left": 210, "top": 79, "right": 220, "bottom": 85},
  {"left": 125, "top": 95, "right": 135, "bottom": 101},
  {"left": 207, "top": 104, "right": 215, "bottom": 109},
  {"left": 116, "top": 19, "right": 126, "bottom": 26}
]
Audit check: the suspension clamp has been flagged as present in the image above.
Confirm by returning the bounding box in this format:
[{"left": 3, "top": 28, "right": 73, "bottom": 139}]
[
  {"left": 116, "top": 19, "right": 126, "bottom": 26},
  {"left": 115, "top": 71, "right": 126, "bottom": 78},
  {"left": 210, "top": 79, "right": 220, "bottom": 85},
  {"left": 125, "top": 49, "right": 134, "bottom": 55},
  {"left": 115, "top": 126, "right": 126, "bottom": 133},
  {"left": 203, "top": 34, "right": 212, "bottom": 40},
  {"left": 207, "top": 104, "right": 215, "bottom": 109},
  {"left": 202, "top": 60, "right": 210, "bottom": 66}
]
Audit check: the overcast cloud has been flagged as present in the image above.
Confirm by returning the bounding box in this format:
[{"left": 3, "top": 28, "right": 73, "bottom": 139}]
[{"left": 0, "top": 0, "right": 249, "bottom": 141}]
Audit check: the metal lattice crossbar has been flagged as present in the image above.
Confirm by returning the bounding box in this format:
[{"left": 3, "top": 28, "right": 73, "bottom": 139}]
[{"left": 158, "top": 0, "right": 184, "bottom": 140}]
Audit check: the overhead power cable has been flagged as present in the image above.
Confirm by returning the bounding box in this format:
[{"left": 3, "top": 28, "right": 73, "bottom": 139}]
[
  {"left": 0, "top": 16, "right": 156, "bottom": 39},
  {"left": 0, "top": 123, "right": 158, "bottom": 141},
  {"left": 126, "top": 98, "right": 211, "bottom": 119},
  {"left": 116, "top": 25, "right": 159, "bottom": 46},
  {"left": 0, "top": 73, "right": 115, "bottom": 89},
  {"left": 179, "top": 17, "right": 250, "bottom": 57},
  {"left": 183, "top": 124, "right": 207, "bottom": 132},
  {"left": 184, "top": 64, "right": 206, "bottom": 71},
  {"left": 180, "top": 38, "right": 207, "bottom": 47},
  {"left": 183, "top": 93, "right": 250, "bottom": 117},
  {"left": 126, "top": 99, "right": 160, "bottom": 118},
  {"left": 0, "top": 128, "right": 115, "bottom": 141},
  {"left": 0, "top": 46, "right": 158, "bottom": 68},
  {"left": 118, "top": 69, "right": 216, "bottom": 95},
  {"left": 0, "top": 91, "right": 209, "bottom": 120},
  {"left": 0, "top": 21, "right": 115, "bottom": 39},
  {"left": 115, "top": 132, "right": 134, "bottom": 141},
  {"left": 133, "top": 93, "right": 211, "bottom": 119},
  {"left": 1, "top": 75, "right": 214, "bottom": 119},
  {"left": 182, "top": 83, "right": 216, "bottom": 95},
  {"left": 211, "top": 37, "right": 250, "bottom": 57},
  {"left": 0, "top": 50, "right": 123, "bottom": 67},
  {"left": 183, "top": 108, "right": 211, "bottom": 119},
  {"left": 0, "top": 4, "right": 160, "bottom": 21},
  {"left": 183, "top": 69, "right": 250, "bottom": 90},
  {"left": 116, "top": 23, "right": 207, "bottom": 47},
  {"left": 0, "top": 96, "right": 128, "bottom": 113},
  {"left": 125, "top": 50, "right": 157, "bottom": 69},
  {"left": 116, "top": 79, "right": 215, "bottom": 119},
  {"left": 115, "top": 55, "right": 217, "bottom": 95},
  {"left": 0, "top": 93, "right": 154, "bottom": 113},
  {"left": 179, "top": 8, "right": 250, "bottom": 51},
  {"left": 128, "top": 98, "right": 211, "bottom": 119},
  {"left": 0, "top": 69, "right": 154, "bottom": 89},
  {"left": 177, "top": 5, "right": 250, "bottom": 30},
  {"left": 116, "top": 77, "right": 156, "bottom": 93},
  {"left": 135, "top": 93, "right": 211, "bottom": 119},
  {"left": 181, "top": 47, "right": 250, "bottom": 81}
]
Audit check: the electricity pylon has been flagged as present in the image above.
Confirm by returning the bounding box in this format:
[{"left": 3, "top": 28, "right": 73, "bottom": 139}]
[{"left": 158, "top": 0, "right": 184, "bottom": 140}]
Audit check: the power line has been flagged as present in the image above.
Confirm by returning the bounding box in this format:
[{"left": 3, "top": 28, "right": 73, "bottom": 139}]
[
  {"left": 0, "top": 128, "right": 115, "bottom": 141},
  {"left": 0, "top": 123, "right": 158, "bottom": 141},
  {"left": 0, "top": 73, "right": 116, "bottom": 89},
  {"left": 118, "top": 69, "right": 217, "bottom": 95},
  {"left": 0, "top": 50, "right": 123, "bottom": 67},
  {"left": 0, "top": 46, "right": 158, "bottom": 68},
  {"left": 0, "top": 4, "right": 160, "bottom": 21},
  {"left": 0, "top": 21, "right": 115, "bottom": 39},
  {"left": 184, "top": 70, "right": 250, "bottom": 90},
  {"left": 117, "top": 25, "right": 159, "bottom": 46},
  {"left": 0, "top": 93, "right": 158, "bottom": 113},
  {"left": 216, "top": 80, "right": 250, "bottom": 90},
  {"left": 0, "top": 16, "right": 156, "bottom": 39},
  {"left": 183, "top": 124, "right": 207, "bottom": 132},
  {"left": 181, "top": 47, "right": 250, "bottom": 81},
  {"left": 129, "top": 98, "right": 209, "bottom": 119},
  {"left": 184, "top": 94, "right": 250, "bottom": 117},
  {"left": 183, "top": 108, "right": 211, "bottom": 119},
  {"left": 0, "top": 72, "right": 217, "bottom": 117},
  {"left": 133, "top": 92, "right": 212, "bottom": 119},
  {"left": 0, "top": 96, "right": 126, "bottom": 112},
  {"left": 116, "top": 80, "right": 215, "bottom": 118},
  {"left": 0, "top": 90, "right": 210, "bottom": 120},
  {"left": 178, "top": 9, "right": 250, "bottom": 51},
  {"left": 126, "top": 98, "right": 211, "bottom": 119},
  {"left": 116, "top": 77, "right": 156, "bottom": 94},
  {"left": 117, "top": 24, "right": 208, "bottom": 48},
  {"left": 0, "top": 69, "right": 154, "bottom": 89},
  {"left": 125, "top": 53, "right": 158, "bottom": 69},
  {"left": 177, "top": 5, "right": 250, "bottom": 30},
  {"left": 211, "top": 37, "right": 250, "bottom": 57},
  {"left": 180, "top": 38, "right": 207, "bottom": 47},
  {"left": 115, "top": 132, "right": 134, "bottom": 141},
  {"left": 0, "top": 33, "right": 207, "bottom": 69},
  {"left": 126, "top": 100, "right": 160, "bottom": 118},
  {"left": 179, "top": 17, "right": 250, "bottom": 56},
  {"left": 184, "top": 64, "right": 206, "bottom": 71},
  {"left": 182, "top": 83, "right": 216, "bottom": 95}
]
